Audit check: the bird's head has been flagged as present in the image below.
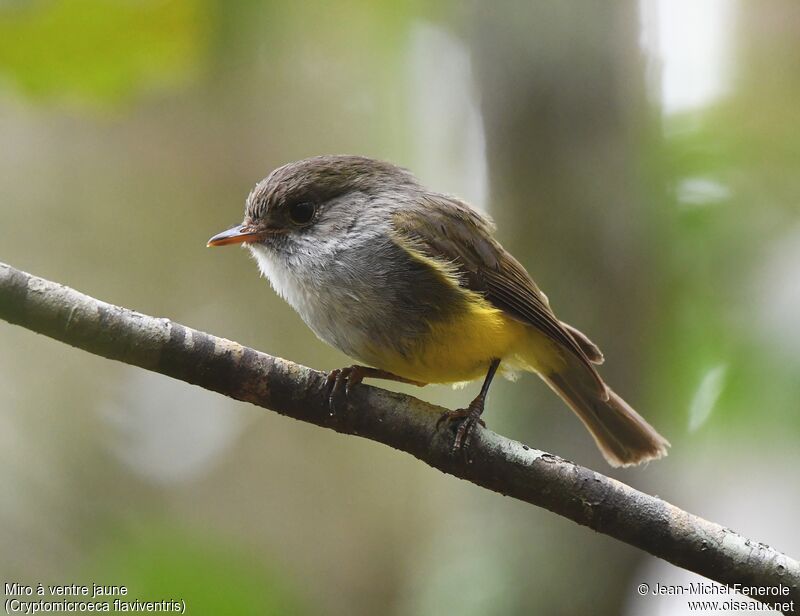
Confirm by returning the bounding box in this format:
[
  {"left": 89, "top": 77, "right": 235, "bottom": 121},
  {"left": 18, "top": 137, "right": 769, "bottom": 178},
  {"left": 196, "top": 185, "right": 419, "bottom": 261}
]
[{"left": 207, "top": 155, "right": 420, "bottom": 256}]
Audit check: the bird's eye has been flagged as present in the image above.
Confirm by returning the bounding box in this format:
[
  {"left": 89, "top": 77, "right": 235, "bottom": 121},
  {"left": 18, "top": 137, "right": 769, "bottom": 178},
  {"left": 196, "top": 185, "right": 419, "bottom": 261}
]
[{"left": 287, "top": 201, "right": 316, "bottom": 226}]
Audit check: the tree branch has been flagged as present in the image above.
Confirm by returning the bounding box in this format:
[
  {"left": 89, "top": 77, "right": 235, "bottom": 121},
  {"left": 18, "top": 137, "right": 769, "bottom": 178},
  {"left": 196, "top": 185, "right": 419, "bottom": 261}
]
[{"left": 1, "top": 261, "right": 797, "bottom": 612}]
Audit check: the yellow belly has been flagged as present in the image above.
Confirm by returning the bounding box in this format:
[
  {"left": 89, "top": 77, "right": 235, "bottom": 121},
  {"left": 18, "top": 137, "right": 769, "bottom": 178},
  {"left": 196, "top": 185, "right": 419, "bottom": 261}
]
[{"left": 367, "top": 299, "right": 559, "bottom": 384}]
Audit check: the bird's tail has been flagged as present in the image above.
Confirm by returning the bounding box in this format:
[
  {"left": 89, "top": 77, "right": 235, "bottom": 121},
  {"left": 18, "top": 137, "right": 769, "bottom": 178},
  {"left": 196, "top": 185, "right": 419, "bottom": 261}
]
[{"left": 539, "top": 353, "right": 669, "bottom": 467}]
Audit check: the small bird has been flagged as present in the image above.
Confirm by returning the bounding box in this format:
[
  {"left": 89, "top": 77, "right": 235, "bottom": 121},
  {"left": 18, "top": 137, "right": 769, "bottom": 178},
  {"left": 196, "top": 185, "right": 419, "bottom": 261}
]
[{"left": 208, "top": 155, "right": 669, "bottom": 467}]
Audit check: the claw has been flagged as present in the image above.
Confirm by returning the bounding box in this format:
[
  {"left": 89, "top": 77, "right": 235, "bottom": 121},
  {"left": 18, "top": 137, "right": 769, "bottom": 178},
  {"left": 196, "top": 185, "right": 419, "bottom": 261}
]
[
  {"left": 345, "top": 369, "right": 364, "bottom": 395},
  {"left": 324, "top": 366, "right": 366, "bottom": 416},
  {"left": 454, "top": 415, "right": 480, "bottom": 450},
  {"left": 436, "top": 404, "right": 486, "bottom": 456},
  {"left": 436, "top": 408, "right": 486, "bottom": 431},
  {"left": 325, "top": 369, "right": 340, "bottom": 416}
]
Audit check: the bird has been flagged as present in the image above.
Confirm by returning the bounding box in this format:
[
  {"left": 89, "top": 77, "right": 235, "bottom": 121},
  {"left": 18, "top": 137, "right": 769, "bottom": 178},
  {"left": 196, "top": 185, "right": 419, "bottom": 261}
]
[{"left": 207, "top": 155, "right": 669, "bottom": 467}]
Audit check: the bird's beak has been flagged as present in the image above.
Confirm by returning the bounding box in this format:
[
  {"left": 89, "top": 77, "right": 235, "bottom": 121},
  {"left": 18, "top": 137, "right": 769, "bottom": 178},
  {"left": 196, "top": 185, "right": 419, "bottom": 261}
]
[{"left": 207, "top": 225, "right": 265, "bottom": 247}]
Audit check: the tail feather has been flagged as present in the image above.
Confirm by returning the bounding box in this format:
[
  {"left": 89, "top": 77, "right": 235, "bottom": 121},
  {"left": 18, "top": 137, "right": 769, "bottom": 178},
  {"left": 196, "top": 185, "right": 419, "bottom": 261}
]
[
  {"left": 542, "top": 362, "right": 669, "bottom": 467},
  {"left": 561, "top": 322, "right": 604, "bottom": 365}
]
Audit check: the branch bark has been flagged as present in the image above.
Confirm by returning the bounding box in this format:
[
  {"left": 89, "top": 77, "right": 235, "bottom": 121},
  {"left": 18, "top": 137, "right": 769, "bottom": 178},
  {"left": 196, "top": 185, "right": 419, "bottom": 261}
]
[{"left": 1, "top": 261, "right": 797, "bottom": 612}]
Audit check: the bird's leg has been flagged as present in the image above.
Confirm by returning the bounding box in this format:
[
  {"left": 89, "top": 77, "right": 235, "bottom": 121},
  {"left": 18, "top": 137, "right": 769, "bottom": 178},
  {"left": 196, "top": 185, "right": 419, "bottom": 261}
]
[
  {"left": 325, "top": 365, "right": 426, "bottom": 416},
  {"left": 437, "top": 358, "right": 501, "bottom": 454}
]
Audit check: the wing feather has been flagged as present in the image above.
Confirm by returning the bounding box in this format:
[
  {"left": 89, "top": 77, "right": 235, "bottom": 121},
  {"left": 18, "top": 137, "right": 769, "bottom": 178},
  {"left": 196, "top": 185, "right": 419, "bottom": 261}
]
[{"left": 391, "top": 194, "right": 604, "bottom": 391}]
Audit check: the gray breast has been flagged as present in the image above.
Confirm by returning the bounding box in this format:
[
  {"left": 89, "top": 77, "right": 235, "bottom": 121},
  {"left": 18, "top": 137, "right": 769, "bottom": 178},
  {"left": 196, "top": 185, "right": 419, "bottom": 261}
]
[{"left": 249, "top": 235, "right": 462, "bottom": 364}]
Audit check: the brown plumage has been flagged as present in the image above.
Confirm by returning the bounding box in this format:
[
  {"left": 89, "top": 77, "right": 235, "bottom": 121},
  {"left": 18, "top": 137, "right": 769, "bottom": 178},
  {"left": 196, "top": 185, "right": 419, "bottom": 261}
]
[{"left": 390, "top": 191, "right": 668, "bottom": 466}]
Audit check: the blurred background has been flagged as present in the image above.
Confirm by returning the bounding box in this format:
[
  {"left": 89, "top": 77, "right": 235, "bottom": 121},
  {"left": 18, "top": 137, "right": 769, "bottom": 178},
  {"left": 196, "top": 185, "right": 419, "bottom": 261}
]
[{"left": 1, "top": 1, "right": 799, "bottom": 614}]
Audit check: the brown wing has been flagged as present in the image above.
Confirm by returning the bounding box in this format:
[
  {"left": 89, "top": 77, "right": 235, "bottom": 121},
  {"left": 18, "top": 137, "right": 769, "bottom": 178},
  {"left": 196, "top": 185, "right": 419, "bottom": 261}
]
[{"left": 391, "top": 193, "right": 604, "bottom": 390}]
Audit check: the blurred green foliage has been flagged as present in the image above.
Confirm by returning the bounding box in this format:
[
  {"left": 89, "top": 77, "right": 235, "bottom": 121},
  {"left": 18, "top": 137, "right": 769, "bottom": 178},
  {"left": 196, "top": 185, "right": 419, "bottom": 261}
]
[
  {"left": 0, "top": 0, "right": 211, "bottom": 106},
  {"left": 86, "top": 523, "right": 309, "bottom": 614},
  {"left": 654, "top": 84, "right": 800, "bottom": 435}
]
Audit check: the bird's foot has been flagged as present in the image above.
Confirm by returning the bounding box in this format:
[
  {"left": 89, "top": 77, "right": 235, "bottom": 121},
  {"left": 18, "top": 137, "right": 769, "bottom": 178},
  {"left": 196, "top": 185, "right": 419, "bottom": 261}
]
[
  {"left": 325, "top": 365, "right": 366, "bottom": 416},
  {"left": 324, "top": 365, "right": 426, "bottom": 416},
  {"left": 436, "top": 399, "right": 487, "bottom": 455}
]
